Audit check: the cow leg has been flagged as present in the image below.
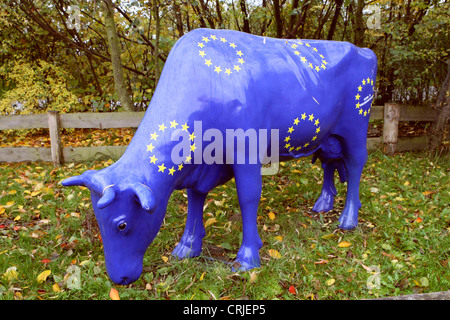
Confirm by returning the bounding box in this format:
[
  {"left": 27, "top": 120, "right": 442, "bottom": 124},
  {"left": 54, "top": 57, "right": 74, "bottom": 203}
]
[
  {"left": 232, "top": 164, "right": 263, "bottom": 271},
  {"left": 172, "top": 188, "right": 207, "bottom": 259},
  {"left": 313, "top": 161, "right": 337, "bottom": 213},
  {"left": 338, "top": 148, "right": 367, "bottom": 230}
]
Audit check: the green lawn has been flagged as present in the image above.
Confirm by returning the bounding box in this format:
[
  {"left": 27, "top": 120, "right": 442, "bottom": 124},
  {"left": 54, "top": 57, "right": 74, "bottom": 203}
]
[{"left": 0, "top": 150, "right": 449, "bottom": 300}]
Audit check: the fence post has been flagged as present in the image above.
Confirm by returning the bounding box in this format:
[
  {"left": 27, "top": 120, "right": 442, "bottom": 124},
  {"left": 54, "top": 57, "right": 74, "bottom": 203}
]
[
  {"left": 47, "top": 110, "right": 63, "bottom": 165},
  {"left": 383, "top": 102, "right": 400, "bottom": 155}
]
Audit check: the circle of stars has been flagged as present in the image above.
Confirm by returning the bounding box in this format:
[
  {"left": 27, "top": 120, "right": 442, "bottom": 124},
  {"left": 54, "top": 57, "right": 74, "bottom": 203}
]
[
  {"left": 355, "top": 77, "right": 374, "bottom": 117},
  {"left": 283, "top": 113, "right": 321, "bottom": 153},
  {"left": 289, "top": 40, "right": 328, "bottom": 73},
  {"left": 146, "top": 121, "right": 196, "bottom": 176},
  {"left": 197, "top": 34, "right": 245, "bottom": 76}
]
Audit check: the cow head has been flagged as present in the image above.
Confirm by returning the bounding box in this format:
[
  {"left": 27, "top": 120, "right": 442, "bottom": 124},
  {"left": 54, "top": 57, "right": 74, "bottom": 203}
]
[{"left": 61, "top": 169, "right": 167, "bottom": 285}]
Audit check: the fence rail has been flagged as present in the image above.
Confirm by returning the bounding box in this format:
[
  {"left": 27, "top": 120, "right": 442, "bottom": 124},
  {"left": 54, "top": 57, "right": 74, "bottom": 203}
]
[{"left": 0, "top": 104, "right": 438, "bottom": 165}]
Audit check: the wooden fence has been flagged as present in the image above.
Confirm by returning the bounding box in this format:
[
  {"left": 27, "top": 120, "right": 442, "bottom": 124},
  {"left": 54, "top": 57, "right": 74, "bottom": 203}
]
[{"left": 0, "top": 104, "right": 438, "bottom": 165}]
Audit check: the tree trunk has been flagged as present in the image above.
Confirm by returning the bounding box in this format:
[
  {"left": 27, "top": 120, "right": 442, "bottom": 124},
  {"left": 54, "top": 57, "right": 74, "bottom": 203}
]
[
  {"left": 273, "top": 0, "right": 283, "bottom": 38},
  {"left": 153, "top": 0, "right": 161, "bottom": 87},
  {"left": 102, "top": 0, "right": 134, "bottom": 112},
  {"left": 240, "top": 0, "right": 251, "bottom": 33},
  {"left": 429, "top": 60, "right": 450, "bottom": 152},
  {"left": 173, "top": 0, "right": 184, "bottom": 37},
  {"left": 327, "top": 0, "right": 343, "bottom": 40},
  {"left": 353, "top": 0, "right": 365, "bottom": 46}
]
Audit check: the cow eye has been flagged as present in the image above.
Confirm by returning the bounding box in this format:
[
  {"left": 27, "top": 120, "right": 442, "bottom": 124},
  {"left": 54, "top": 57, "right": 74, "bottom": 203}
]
[{"left": 118, "top": 222, "right": 127, "bottom": 231}]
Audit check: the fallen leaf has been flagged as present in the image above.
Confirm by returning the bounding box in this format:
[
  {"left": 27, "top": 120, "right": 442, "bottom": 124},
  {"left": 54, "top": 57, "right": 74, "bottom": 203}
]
[
  {"left": 268, "top": 249, "right": 281, "bottom": 259},
  {"left": 37, "top": 270, "right": 51, "bottom": 283},
  {"left": 326, "top": 278, "right": 335, "bottom": 286},
  {"left": 199, "top": 272, "right": 206, "bottom": 281},
  {"left": 288, "top": 285, "right": 296, "bottom": 294},
  {"left": 274, "top": 235, "right": 283, "bottom": 242},
  {"left": 8, "top": 190, "right": 17, "bottom": 195},
  {"left": 204, "top": 217, "right": 216, "bottom": 228},
  {"left": 109, "top": 288, "right": 120, "bottom": 300},
  {"left": 321, "top": 233, "right": 335, "bottom": 240},
  {"left": 268, "top": 211, "right": 276, "bottom": 220},
  {"left": 249, "top": 271, "right": 258, "bottom": 283},
  {"left": 338, "top": 241, "right": 352, "bottom": 248},
  {"left": 52, "top": 283, "right": 61, "bottom": 293},
  {"left": 414, "top": 217, "right": 423, "bottom": 223},
  {"left": 3, "top": 266, "right": 19, "bottom": 281},
  {"left": 161, "top": 256, "right": 169, "bottom": 263}
]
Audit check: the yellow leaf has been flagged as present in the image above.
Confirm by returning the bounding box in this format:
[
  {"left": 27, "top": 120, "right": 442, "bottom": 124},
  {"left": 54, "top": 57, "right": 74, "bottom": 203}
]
[
  {"left": 14, "top": 215, "right": 21, "bottom": 221},
  {"left": 321, "top": 233, "right": 335, "bottom": 240},
  {"left": 268, "top": 211, "right": 276, "bottom": 220},
  {"left": 109, "top": 288, "right": 120, "bottom": 300},
  {"left": 8, "top": 190, "right": 17, "bottom": 195},
  {"left": 268, "top": 249, "right": 281, "bottom": 259},
  {"left": 204, "top": 217, "right": 216, "bottom": 228},
  {"left": 52, "top": 283, "right": 61, "bottom": 293},
  {"left": 274, "top": 235, "right": 283, "bottom": 242},
  {"left": 404, "top": 181, "right": 410, "bottom": 186},
  {"left": 199, "top": 272, "right": 206, "bottom": 281},
  {"left": 31, "top": 190, "right": 41, "bottom": 197},
  {"left": 326, "top": 278, "right": 335, "bottom": 286},
  {"left": 249, "top": 271, "right": 258, "bottom": 283},
  {"left": 338, "top": 241, "right": 352, "bottom": 248},
  {"left": 37, "top": 270, "right": 51, "bottom": 283},
  {"left": 161, "top": 256, "right": 169, "bottom": 263},
  {"left": 5, "top": 201, "right": 15, "bottom": 207},
  {"left": 3, "top": 266, "right": 19, "bottom": 281}
]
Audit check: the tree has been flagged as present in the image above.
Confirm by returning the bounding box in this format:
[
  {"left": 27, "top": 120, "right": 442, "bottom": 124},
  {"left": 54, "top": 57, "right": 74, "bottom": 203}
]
[{"left": 102, "top": 0, "right": 134, "bottom": 112}]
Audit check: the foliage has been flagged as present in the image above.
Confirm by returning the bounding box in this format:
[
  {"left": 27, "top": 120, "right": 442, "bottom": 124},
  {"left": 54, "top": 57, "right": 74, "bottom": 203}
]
[
  {"left": 1, "top": 150, "right": 448, "bottom": 300},
  {"left": 0, "top": 1, "right": 449, "bottom": 115}
]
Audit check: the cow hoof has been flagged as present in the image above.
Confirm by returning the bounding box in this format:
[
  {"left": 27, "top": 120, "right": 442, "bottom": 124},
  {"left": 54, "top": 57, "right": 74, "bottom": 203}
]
[
  {"left": 338, "top": 215, "right": 358, "bottom": 230},
  {"left": 313, "top": 191, "right": 334, "bottom": 213},
  {"left": 172, "top": 243, "right": 202, "bottom": 259}
]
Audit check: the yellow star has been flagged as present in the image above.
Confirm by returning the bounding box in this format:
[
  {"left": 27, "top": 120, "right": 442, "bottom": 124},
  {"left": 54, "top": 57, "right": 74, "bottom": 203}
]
[
  {"left": 146, "top": 143, "right": 155, "bottom": 152},
  {"left": 359, "top": 109, "right": 363, "bottom": 115},
  {"left": 321, "top": 64, "right": 326, "bottom": 70},
  {"left": 371, "top": 80, "right": 374, "bottom": 86},
  {"left": 170, "top": 120, "right": 178, "bottom": 128},
  {"left": 356, "top": 102, "right": 361, "bottom": 109},
  {"left": 202, "top": 36, "right": 209, "bottom": 43},
  {"left": 284, "top": 136, "right": 291, "bottom": 142},
  {"left": 158, "top": 163, "right": 166, "bottom": 173},
  {"left": 158, "top": 123, "right": 167, "bottom": 132},
  {"left": 355, "top": 94, "right": 361, "bottom": 100},
  {"left": 199, "top": 50, "right": 206, "bottom": 57},
  {"left": 229, "top": 42, "right": 237, "bottom": 48},
  {"left": 316, "top": 127, "right": 321, "bottom": 134},
  {"left": 291, "top": 44, "right": 298, "bottom": 49},
  {"left": 315, "top": 65, "right": 320, "bottom": 72},
  {"left": 304, "top": 142, "right": 310, "bottom": 148},
  {"left": 293, "top": 118, "right": 300, "bottom": 125},
  {"left": 205, "top": 59, "right": 212, "bottom": 67},
  {"left": 185, "top": 154, "right": 192, "bottom": 163},
  {"left": 313, "top": 47, "right": 318, "bottom": 52},
  {"left": 314, "top": 119, "right": 320, "bottom": 126},
  {"left": 294, "top": 51, "right": 300, "bottom": 55},
  {"left": 233, "top": 65, "right": 241, "bottom": 72},
  {"left": 168, "top": 167, "right": 176, "bottom": 176},
  {"left": 285, "top": 143, "right": 291, "bottom": 149},
  {"left": 197, "top": 42, "right": 205, "bottom": 48},
  {"left": 210, "top": 35, "right": 217, "bottom": 40},
  {"left": 177, "top": 163, "right": 184, "bottom": 171},
  {"left": 322, "top": 59, "right": 327, "bottom": 65},
  {"left": 296, "top": 146, "right": 302, "bottom": 151},
  {"left": 362, "top": 79, "right": 366, "bottom": 85},
  {"left": 305, "top": 43, "right": 310, "bottom": 47},
  {"left": 312, "top": 135, "right": 317, "bottom": 141},
  {"left": 364, "top": 111, "right": 367, "bottom": 116},
  {"left": 182, "top": 123, "right": 189, "bottom": 132},
  {"left": 236, "top": 50, "right": 244, "bottom": 56},
  {"left": 367, "top": 77, "right": 371, "bottom": 83},
  {"left": 319, "top": 54, "right": 325, "bottom": 59},
  {"left": 308, "top": 114, "right": 314, "bottom": 121},
  {"left": 301, "top": 56, "right": 307, "bottom": 63},
  {"left": 358, "top": 85, "right": 362, "bottom": 92},
  {"left": 189, "top": 132, "right": 196, "bottom": 141},
  {"left": 225, "top": 68, "right": 232, "bottom": 75},
  {"left": 308, "top": 63, "right": 313, "bottom": 69},
  {"left": 288, "top": 126, "right": 294, "bottom": 134},
  {"left": 214, "top": 66, "right": 222, "bottom": 74},
  {"left": 301, "top": 113, "right": 307, "bottom": 120},
  {"left": 238, "top": 58, "right": 245, "bottom": 64},
  {"left": 289, "top": 146, "right": 295, "bottom": 152},
  {"left": 150, "top": 132, "right": 159, "bottom": 141},
  {"left": 149, "top": 155, "right": 157, "bottom": 164},
  {"left": 220, "top": 37, "right": 227, "bottom": 43},
  {"left": 190, "top": 143, "right": 196, "bottom": 152}
]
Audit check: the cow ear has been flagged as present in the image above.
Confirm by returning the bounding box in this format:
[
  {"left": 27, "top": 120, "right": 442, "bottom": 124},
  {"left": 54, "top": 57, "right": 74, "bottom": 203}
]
[
  {"left": 97, "top": 185, "right": 116, "bottom": 209},
  {"left": 132, "top": 183, "right": 156, "bottom": 214}
]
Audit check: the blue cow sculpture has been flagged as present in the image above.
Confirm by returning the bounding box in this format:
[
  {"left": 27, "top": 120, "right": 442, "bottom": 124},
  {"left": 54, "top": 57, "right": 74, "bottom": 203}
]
[{"left": 62, "top": 28, "right": 377, "bottom": 285}]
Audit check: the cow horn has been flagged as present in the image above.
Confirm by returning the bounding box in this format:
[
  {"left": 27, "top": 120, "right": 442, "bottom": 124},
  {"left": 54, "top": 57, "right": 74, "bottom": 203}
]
[
  {"left": 97, "top": 185, "right": 116, "bottom": 209},
  {"left": 61, "top": 170, "right": 97, "bottom": 188},
  {"left": 133, "top": 183, "right": 156, "bottom": 213}
]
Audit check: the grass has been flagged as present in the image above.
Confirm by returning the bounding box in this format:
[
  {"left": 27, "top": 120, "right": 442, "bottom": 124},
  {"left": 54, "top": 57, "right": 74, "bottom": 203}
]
[{"left": 0, "top": 150, "right": 449, "bottom": 300}]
